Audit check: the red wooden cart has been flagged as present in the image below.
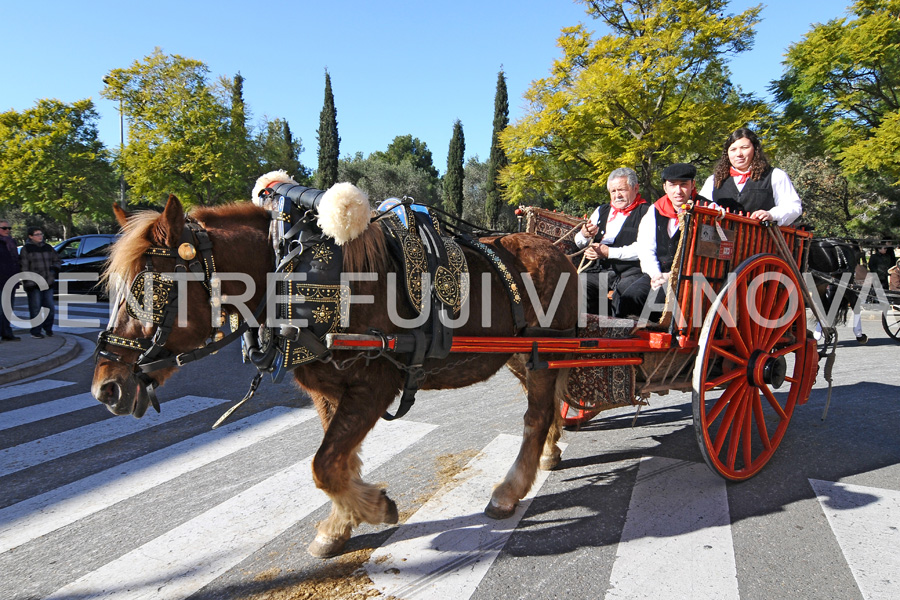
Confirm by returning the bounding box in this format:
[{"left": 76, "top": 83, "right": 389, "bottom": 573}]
[{"left": 330, "top": 204, "right": 829, "bottom": 481}]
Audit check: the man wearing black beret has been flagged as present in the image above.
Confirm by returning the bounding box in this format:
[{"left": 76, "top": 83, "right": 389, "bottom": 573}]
[{"left": 613, "top": 163, "right": 697, "bottom": 320}]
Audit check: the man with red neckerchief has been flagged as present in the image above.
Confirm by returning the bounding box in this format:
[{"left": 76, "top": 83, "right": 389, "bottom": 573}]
[
  {"left": 614, "top": 163, "right": 697, "bottom": 321},
  {"left": 574, "top": 167, "right": 650, "bottom": 316}
]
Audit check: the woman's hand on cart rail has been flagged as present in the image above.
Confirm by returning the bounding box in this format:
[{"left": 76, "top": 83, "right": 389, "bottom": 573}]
[{"left": 750, "top": 209, "right": 775, "bottom": 222}]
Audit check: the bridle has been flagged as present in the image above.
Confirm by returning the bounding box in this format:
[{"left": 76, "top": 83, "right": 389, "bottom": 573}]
[{"left": 94, "top": 218, "right": 254, "bottom": 413}]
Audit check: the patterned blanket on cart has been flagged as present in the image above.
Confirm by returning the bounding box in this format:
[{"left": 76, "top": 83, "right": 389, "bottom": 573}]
[{"left": 565, "top": 314, "right": 639, "bottom": 412}]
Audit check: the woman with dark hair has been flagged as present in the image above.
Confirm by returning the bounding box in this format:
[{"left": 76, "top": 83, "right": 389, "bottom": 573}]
[{"left": 699, "top": 127, "right": 802, "bottom": 226}]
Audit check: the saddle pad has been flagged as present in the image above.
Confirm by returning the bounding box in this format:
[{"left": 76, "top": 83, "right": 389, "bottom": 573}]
[
  {"left": 565, "top": 313, "right": 638, "bottom": 412},
  {"left": 378, "top": 205, "right": 469, "bottom": 316}
]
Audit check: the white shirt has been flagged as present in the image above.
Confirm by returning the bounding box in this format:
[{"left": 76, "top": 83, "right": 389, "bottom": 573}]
[
  {"left": 636, "top": 205, "right": 679, "bottom": 279},
  {"left": 574, "top": 205, "right": 642, "bottom": 261},
  {"left": 698, "top": 167, "right": 802, "bottom": 226}
]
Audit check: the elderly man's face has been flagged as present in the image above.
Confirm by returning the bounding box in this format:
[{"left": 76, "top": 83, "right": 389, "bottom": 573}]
[
  {"left": 607, "top": 177, "right": 638, "bottom": 210},
  {"left": 0, "top": 222, "right": 10, "bottom": 238}
]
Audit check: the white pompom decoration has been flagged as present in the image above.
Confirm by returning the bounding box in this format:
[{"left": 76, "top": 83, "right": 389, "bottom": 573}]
[{"left": 317, "top": 182, "right": 371, "bottom": 245}]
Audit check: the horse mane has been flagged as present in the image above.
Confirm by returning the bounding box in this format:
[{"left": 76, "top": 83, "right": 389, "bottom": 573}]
[
  {"left": 342, "top": 218, "right": 390, "bottom": 274},
  {"left": 104, "top": 210, "right": 159, "bottom": 291}
]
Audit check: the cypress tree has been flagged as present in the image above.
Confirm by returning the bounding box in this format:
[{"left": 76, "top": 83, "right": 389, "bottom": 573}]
[
  {"left": 443, "top": 120, "right": 465, "bottom": 216},
  {"left": 282, "top": 120, "right": 295, "bottom": 163},
  {"left": 231, "top": 72, "right": 246, "bottom": 139},
  {"left": 485, "top": 69, "right": 509, "bottom": 229},
  {"left": 316, "top": 70, "right": 340, "bottom": 190}
]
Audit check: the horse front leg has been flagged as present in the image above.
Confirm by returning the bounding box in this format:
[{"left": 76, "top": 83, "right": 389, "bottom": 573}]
[
  {"left": 307, "top": 390, "right": 399, "bottom": 559},
  {"left": 485, "top": 367, "right": 559, "bottom": 519}
]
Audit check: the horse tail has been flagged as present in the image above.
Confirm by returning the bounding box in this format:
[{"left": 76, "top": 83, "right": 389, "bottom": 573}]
[{"left": 823, "top": 283, "right": 854, "bottom": 326}]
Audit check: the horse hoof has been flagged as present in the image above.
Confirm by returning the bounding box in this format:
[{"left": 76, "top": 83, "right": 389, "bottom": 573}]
[
  {"left": 308, "top": 534, "right": 347, "bottom": 559},
  {"left": 382, "top": 491, "right": 399, "bottom": 525},
  {"left": 540, "top": 453, "right": 561, "bottom": 471},
  {"left": 484, "top": 498, "right": 517, "bottom": 520}
]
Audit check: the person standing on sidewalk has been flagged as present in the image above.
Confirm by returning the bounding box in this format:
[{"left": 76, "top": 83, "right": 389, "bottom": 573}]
[
  {"left": 19, "top": 226, "right": 61, "bottom": 339},
  {"left": 0, "top": 218, "right": 21, "bottom": 341}
]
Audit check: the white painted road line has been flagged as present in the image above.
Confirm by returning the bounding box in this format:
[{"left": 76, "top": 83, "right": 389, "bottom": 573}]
[
  {"left": 606, "top": 456, "right": 738, "bottom": 600},
  {"left": 367, "top": 434, "right": 563, "bottom": 600},
  {"left": 45, "top": 417, "right": 437, "bottom": 600},
  {"left": 0, "top": 379, "right": 74, "bottom": 402},
  {"left": 0, "top": 392, "right": 96, "bottom": 431},
  {"left": 809, "top": 479, "right": 900, "bottom": 600},
  {"left": 55, "top": 326, "right": 104, "bottom": 334},
  {"left": 57, "top": 304, "right": 110, "bottom": 314},
  {"left": 0, "top": 395, "right": 231, "bottom": 478},
  {"left": 0, "top": 406, "right": 317, "bottom": 554}
]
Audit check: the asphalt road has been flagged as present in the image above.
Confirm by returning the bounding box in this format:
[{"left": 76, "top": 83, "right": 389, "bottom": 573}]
[{"left": 1, "top": 303, "right": 898, "bottom": 599}]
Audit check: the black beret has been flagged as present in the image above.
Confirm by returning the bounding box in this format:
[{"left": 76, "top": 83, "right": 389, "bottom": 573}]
[{"left": 662, "top": 163, "right": 696, "bottom": 181}]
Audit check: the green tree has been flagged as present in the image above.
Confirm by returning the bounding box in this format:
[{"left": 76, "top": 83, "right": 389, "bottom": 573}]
[
  {"left": 372, "top": 134, "right": 440, "bottom": 180},
  {"left": 500, "top": 0, "right": 764, "bottom": 209},
  {"left": 486, "top": 70, "right": 510, "bottom": 229},
  {"left": 102, "top": 49, "right": 249, "bottom": 207},
  {"left": 255, "top": 117, "right": 311, "bottom": 184},
  {"left": 230, "top": 72, "right": 247, "bottom": 140},
  {"left": 774, "top": 1, "right": 900, "bottom": 188},
  {"left": 316, "top": 70, "right": 340, "bottom": 189},
  {"left": 339, "top": 151, "right": 439, "bottom": 205},
  {"left": 443, "top": 120, "right": 466, "bottom": 216},
  {"left": 224, "top": 71, "right": 257, "bottom": 195},
  {"left": 462, "top": 156, "right": 519, "bottom": 231},
  {"left": 0, "top": 99, "right": 116, "bottom": 237}
]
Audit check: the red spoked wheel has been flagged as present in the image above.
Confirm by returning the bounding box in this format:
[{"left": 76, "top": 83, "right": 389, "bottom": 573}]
[{"left": 693, "top": 254, "right": 811, "bottom": 481}]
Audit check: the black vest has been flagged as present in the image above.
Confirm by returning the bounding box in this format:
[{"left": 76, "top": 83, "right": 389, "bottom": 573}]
[
  {"left": 712, "top": 167, "right": 775, "bottom": 214},
  {"left": 585, "top": 202, "right": 649, "bottom": 274},
  {"left": 654, "top": 209, "right": 681, "bottom": 273}
]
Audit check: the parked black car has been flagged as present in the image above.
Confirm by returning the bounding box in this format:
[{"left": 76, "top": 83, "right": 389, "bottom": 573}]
[{"left": 54, "top": 234, "right": 119, "bottom": 297}]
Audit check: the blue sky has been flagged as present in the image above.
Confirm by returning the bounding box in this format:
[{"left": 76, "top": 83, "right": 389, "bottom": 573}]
[{"left": 1, "top": 0, "right": 851, "bottom": 179}]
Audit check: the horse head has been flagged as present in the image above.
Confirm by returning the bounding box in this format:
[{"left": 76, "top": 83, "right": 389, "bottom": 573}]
[{"left": 91, "top": 195, "right": 233, "bottom": 417}]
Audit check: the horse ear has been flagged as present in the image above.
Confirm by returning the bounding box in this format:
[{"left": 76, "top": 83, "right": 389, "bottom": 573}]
[
  {"left": 112, "top": 203, "right": 130, "bottom": 228},
  {"left": 154, "top": 195, "right": 184, "bottom": 247}
]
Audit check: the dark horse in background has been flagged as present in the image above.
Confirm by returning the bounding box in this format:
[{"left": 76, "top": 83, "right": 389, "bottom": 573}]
[
  {"left": 807, "top": 238, "right": 863, "bottom": 340},
  {"left": 91, "top": 177, "right": 579, "bottom": 559}
]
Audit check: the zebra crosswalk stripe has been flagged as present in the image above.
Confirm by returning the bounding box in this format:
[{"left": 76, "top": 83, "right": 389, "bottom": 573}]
[
  {"left": 45, "top": 417, "right": 437, "bottom": 600},
  {"left": 0, "top": 392, "right": 96, "bottom": 431},
  {"left": 0, "top": 395, "right": 231, "bottom": 478},
  {"left": 0, "top": 379, "right": 74, "bottom": 402},
  {"left": 606, "top": 456, "right": 739, "bottom": 600},
  {"left": 0, "top": 406, "right": 317, "bottom": 554},
  {"left": 809, "top": 478, "right": 900, "bottom": 600},
  {"left": 367, "top": 434, "right": 563, "bottom": 599}
]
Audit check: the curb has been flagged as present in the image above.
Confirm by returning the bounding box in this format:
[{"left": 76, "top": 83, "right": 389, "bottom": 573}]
[{"left": 0, "top": 334, "right": 82, "bottom": 386}]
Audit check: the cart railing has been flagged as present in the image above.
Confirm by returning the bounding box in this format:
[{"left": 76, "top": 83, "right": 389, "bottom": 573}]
[{"left": 668, "top": 205, "right": 812, "bottom": 343}]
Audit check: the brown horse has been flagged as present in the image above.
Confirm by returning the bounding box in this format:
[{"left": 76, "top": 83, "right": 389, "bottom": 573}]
[{"left": 91, "top": 187, "right": 578, "bottom": 558}]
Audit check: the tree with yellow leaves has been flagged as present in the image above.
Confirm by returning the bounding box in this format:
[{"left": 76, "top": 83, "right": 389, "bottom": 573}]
[{"left": 500, "top": 0, "right": 765, "bottom": 209}]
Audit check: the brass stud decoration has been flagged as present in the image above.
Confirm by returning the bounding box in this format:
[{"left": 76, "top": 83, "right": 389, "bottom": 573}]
[{"left": 178, "top": 243, "right": 197, "bottom": 260}]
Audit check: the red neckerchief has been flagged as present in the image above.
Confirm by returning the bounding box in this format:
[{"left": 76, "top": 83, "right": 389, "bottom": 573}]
[
  {"left": 655, "top": 189, "right": 697, "bottom": 219},
  {"left": 654, "top": 194, "right": 678, "bottom": 219},
  {"left": 609, "top": 194, "right": 647, "bottom": 219},
  {"left": 730, "top": 167, "right": 751, "bottom": 184}
]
